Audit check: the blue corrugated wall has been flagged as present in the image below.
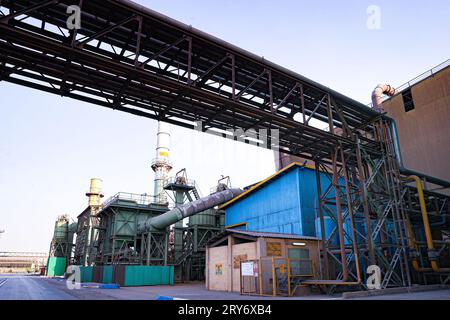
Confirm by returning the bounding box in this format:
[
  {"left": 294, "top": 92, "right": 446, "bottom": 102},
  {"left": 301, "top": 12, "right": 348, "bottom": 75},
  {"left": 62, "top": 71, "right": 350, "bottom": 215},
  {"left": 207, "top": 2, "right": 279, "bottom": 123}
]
[
  {"left": 225, "top": 166, "right": 338, "bottom": 237},
  {"left": 226, "top": 169, "right": 303, "bottom": 234}
]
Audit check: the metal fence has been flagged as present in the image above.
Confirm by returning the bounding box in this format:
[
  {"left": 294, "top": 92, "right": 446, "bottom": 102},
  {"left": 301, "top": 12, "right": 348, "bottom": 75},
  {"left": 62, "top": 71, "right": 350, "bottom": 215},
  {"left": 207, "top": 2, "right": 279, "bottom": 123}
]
[
  {"left": 102, "top": 192, "right": 158, "bottom": 209},
  {"left": 240, "top": 257, "right": 315, "bottom": 297},
  {"left": 394, "top": 59, "right": 449, "bottom": 93}
]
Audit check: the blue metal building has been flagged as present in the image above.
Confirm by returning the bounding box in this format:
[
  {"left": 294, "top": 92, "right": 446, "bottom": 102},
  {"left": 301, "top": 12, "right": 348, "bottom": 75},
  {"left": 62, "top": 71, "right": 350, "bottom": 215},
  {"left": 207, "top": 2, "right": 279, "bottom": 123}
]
[{"left": 221, "top": 162, "right": 339, "bottom": 238}]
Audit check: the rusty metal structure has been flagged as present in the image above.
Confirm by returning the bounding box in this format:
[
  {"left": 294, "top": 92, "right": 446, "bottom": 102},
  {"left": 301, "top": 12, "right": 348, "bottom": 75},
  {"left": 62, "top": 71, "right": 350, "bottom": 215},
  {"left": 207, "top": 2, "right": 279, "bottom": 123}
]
[{"left": 1, "top": 0, "right": 449, "bottom": 290}]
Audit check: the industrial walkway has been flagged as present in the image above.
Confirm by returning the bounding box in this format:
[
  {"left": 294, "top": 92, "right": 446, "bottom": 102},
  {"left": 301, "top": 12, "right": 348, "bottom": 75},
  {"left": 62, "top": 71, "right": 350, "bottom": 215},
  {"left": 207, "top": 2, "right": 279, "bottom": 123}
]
[{"left": 0, "top": 274, "right": 449, "bottom": 300}]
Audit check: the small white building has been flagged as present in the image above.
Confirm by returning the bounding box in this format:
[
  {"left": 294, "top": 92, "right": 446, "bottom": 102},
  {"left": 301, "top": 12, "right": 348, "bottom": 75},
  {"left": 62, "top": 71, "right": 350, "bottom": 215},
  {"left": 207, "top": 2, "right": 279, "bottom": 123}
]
[{"left": 205, "top": 230, "right": 320, "bottom": 296}]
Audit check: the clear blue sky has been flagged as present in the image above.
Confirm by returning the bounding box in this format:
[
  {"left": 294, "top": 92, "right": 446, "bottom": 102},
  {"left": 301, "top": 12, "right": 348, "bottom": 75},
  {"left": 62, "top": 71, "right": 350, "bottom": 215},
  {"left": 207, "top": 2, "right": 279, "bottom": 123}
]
[{"left": 0, "top": 0, "right": 449, "bottom": 252}]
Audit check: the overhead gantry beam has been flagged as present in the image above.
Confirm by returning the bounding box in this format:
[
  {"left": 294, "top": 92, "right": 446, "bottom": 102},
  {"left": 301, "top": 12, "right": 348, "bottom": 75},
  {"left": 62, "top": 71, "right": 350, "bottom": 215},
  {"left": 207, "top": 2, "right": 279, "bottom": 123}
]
[{"left": 0, "top": 0, "right": 382, "bottom": 164}]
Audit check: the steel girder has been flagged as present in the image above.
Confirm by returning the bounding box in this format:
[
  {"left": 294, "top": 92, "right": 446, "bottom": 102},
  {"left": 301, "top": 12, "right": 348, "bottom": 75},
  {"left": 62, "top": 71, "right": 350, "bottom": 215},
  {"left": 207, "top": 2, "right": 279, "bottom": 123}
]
[{"left": 0, "top": 0, "right": 383, "bottom": 164}]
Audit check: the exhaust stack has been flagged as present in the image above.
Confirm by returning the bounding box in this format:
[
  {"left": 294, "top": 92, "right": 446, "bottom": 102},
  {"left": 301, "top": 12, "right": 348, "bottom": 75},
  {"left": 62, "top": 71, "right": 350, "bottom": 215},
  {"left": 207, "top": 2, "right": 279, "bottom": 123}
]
[
  {"left": 86, "top": 178, "right": 104, "bottom": 207},
  {"left": 151, "top": 121, "right": 173, "bottom": 204}
]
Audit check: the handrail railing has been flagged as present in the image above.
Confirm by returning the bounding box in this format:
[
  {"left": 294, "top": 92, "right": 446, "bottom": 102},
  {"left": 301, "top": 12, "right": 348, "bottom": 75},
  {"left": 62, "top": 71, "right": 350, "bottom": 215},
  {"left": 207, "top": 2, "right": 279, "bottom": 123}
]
[
  {"left": 163, "top": 176, "right": 196, "bottom": 188},
  {"left": 101, "top": 192, "right": 158, "bottom": 209},
  {"left": 0, "top": 252, "right": 48, "bottom": 257},
  {"left": 367, "top": 59, "right": 450, "bottom": 107}
]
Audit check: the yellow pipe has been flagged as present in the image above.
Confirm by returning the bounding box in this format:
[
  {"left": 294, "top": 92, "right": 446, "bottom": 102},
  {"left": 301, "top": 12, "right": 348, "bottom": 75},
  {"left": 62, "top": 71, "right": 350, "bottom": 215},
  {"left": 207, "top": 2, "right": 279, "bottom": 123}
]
[
  {"left": 408, "top": 175, "right": 440, "bottom": 273},
  {"left": 405, "top": 216, "right": 423, "bottom": 272},
  {"left": 225, "top": 222, "right": 248, "bottom": 230}
]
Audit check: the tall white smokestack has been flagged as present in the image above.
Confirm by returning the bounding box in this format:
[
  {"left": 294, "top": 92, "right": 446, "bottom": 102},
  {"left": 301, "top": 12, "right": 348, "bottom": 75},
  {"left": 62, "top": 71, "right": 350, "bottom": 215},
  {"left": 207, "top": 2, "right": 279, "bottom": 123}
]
[{"left": 151, "top": 121, "right": 172, "bottom": 204}]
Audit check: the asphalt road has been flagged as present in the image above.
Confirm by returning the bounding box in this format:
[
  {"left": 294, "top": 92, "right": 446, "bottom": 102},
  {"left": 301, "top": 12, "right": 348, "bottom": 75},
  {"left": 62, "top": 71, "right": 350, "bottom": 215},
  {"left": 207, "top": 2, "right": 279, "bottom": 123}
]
[
  {"left": 1, "top": 274, "right": 449, "bottom": 300},
  {"left": 0, "top": 274, "right": 76, "bottom": 300}
]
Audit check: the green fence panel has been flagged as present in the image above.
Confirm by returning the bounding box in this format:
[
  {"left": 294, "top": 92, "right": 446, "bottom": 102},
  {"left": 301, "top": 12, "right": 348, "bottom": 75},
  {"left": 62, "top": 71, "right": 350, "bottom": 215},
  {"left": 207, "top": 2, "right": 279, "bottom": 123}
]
[
  {"left": 79, "top": 266, "right": 93, "bottom": 283},
  {"left": 102, "top": 266, "right": 113, "bottom": 284},
  {"left": 122, "top": 266, "right": 174, "bottom": 286},
  {"left": 46, "top": 257, "right": 66, "bottom": 277}
]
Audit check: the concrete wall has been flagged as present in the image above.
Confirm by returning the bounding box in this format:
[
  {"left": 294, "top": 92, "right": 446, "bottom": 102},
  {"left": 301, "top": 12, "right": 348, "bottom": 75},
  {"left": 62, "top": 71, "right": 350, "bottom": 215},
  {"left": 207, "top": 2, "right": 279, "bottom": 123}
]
[
  {"left": 207, "top": 245, "right": 228, "bottom": 291},
  {"left": 207, "top": 237, "right": 260, "bottom": 293},
  {"left": 383, "top": 67, "right": 450, "bottom": 181}
]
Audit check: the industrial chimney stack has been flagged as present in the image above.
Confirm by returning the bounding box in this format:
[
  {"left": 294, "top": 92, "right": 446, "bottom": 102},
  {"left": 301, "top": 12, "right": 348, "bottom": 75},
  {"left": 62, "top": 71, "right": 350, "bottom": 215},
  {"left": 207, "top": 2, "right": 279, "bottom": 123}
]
[
  {"left": 86, "top": 178, "right": 104, "bottom": 208},
  {"left": 151, "top": 121, "right": 173, "bottom": 204},
  {"left": 84, "top": 178, "right": 104, "bottom": 265}
]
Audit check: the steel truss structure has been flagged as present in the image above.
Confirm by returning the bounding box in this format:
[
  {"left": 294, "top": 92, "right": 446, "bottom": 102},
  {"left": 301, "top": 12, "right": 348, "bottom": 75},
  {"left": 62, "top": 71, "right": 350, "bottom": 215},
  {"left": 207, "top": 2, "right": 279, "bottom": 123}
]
[
  {"left": 1, "top": 0, "right": 449, "bottom": 289},
  {"left": 139, "top": 230, "right": 168, "bottom": 266},
  {"left": 310, "top": 119, "right": 412, "bottom": 291},
  {"left": 174, "top": 223, "right": 223, "bottom": 281}
]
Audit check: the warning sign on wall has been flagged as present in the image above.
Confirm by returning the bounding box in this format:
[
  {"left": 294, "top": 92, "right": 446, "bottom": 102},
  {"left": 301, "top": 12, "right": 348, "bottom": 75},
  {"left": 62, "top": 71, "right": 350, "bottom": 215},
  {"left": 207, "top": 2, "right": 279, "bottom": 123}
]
[
  {"left": 233, "top": 254, "right": 248, "bottom": 268},
  {"left": 215, "top": 263, "right": 223, "bottom": 275},
  {"left": 241, "top": 262, "right": 254, "bottom": 276},
  {"left": 267, "top": 242, "right": 282, "bottom": 256}
]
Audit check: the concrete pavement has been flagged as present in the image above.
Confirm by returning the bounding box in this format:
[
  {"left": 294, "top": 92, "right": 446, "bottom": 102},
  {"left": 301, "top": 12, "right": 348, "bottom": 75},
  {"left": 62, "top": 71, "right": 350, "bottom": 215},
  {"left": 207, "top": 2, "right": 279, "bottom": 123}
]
[
  {"left": 1, "top": 274, "right": 449, "bottom": 300},
  {"left": 0, "top": 274, "right": 76, "bottom": 300}
]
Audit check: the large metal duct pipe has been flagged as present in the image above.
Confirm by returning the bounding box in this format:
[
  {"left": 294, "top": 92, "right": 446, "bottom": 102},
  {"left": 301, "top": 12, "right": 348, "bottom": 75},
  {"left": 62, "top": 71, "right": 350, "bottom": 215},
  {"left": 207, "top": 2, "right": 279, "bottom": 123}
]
[
  {"left": 138, "top": 188, "right": 243, "bottom": 232},
  {"left": 371, "top": 84, "right": 397, "bottom": 113}
]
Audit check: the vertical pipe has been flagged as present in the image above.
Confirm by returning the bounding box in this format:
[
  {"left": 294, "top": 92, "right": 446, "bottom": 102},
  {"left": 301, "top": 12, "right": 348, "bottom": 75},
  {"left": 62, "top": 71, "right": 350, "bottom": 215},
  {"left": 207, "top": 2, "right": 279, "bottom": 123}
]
[
  {"left": 408, "top": 176, "right": 440, "bottom": 273},
  {"left": 406, "top": 216, "right": 421, "bottom": 272},
  {"left": 332, "top": 149, "right": 348, "bottom": 281}
]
